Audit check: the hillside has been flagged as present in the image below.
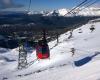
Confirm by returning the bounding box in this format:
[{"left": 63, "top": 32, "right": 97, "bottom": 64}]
[{"left": 0, "top": 19, "right": 100, "bottom": 80}]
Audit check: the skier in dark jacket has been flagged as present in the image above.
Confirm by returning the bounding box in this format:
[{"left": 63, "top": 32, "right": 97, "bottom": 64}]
[{"left": 90, "top": 25, "right": 95, "bottom": 32}]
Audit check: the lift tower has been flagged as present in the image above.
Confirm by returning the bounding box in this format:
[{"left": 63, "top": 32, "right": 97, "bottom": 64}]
[{"left": 18, "top": 41, "right": 27, "bottom": 69}]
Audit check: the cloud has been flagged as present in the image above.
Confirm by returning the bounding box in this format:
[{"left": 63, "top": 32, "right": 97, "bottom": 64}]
[{"left": 0, "top": 0, "right": 24, "bottom": 9}]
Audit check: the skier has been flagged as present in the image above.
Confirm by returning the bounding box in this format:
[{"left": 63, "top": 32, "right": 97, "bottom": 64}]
[
  {"left": 78, "top": 28, "right": 82, "bottom": 33},
  {"left": 70, "top": 48, "right": 75, "bottom": 56},
  {"left": 90, "top": 25, "right": 95, "bottom": 32},
  {"left": 68, "top": 29, "right": 73, "bottom": 39}
]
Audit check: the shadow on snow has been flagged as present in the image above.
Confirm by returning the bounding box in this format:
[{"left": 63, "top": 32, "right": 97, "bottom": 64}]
[{"left": 74, "top": 52, "right": 100, "bottom": 67}]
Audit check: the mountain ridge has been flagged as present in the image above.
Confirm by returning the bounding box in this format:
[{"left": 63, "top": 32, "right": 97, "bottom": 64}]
[{"left": 28, "top": 7, "right": 100, "bottom": 16}]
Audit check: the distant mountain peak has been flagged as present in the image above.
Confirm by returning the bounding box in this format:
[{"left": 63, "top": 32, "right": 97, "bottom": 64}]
[{"left": 27, "top": 7, "right": 100, "bottom": 17}]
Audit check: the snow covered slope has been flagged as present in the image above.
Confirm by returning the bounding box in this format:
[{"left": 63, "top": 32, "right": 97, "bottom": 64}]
[{"left": 0, "top": 20, "right": 100, "bottom": 80}]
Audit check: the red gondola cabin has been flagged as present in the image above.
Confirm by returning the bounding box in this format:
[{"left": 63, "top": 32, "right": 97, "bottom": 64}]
[{"left": 36, "top": 39, "right": 50, "bottom": 59}]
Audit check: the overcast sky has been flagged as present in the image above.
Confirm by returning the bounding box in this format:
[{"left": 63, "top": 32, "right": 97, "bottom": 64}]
[{"left": 0, "top": 0, "right": 100, "bottom": 11}]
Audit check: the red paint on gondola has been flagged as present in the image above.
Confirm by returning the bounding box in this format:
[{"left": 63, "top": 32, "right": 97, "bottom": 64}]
[
  {"left": 36, "top": 30, "right": 50, "bottom": 59},
  {"left": 36, "top": 42, "right": 50, "bottom": 59}
]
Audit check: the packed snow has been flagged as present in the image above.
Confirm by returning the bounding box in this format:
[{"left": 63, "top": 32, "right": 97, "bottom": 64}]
[{"left": 0, "top": 20, "right": 100, "bottom": 80}]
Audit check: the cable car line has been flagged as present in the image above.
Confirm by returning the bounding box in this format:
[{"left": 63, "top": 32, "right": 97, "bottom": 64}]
[
  {"left": 75, "top": 0, "right": 92, "bottom": 10},
  {"left": 64, "top": 0, "right": 99, "bottom": 16},
  {"left": 77, "top": 0, "right": 94, "bottom": 8},
  {"left": 77, "top": 0, "right": 100, "bottom": 14},
  {"left": 28, "top": 0, "right": 32, "bottom": 12},
  {"left": 70, "top": 0, "right": 93, "bottom": 15},
  {"left": 65, "top": 0, "right": 88, "bottom": 15},
  {"left": 81, "top": 0, "right": 100, "bottom": 11}
]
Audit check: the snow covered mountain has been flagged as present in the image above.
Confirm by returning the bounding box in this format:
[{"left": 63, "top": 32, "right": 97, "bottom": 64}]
[
  {"left": 77, "top": 7, "right": 100, "bottom": 16},
  {"left": 0, "top": 19, "right": 100, "bottom": 80},
  {"left": 27, "top": 8, "right": 69, "bottom": 16},
  {"left": 28, "top": 7, "right": 100, "bottom": 16}
]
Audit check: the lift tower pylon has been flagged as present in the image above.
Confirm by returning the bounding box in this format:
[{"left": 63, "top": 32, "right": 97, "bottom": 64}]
[{"left": 18, "top": 41, "right": 27, "bottom": 69}]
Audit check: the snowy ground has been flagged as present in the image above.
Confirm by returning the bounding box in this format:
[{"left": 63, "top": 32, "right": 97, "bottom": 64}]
[{"left": 0, "top": 20, "right": 100, "bottom": 80}]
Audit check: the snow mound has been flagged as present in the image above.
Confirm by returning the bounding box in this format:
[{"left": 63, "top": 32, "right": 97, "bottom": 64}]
[
  {"left": 0, "top": 56, "right": 15, "bottom": 63},
  {"left": 0, "top": 48, "right": 9, "bottom": 54}
]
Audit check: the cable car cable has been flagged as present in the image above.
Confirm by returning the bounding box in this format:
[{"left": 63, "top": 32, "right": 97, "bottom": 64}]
[
  {"left": 81, "top": 0, "right": 100, "bottom": 10},
  {"left": 27, "top": 0, "right": 32, "bottom": 13},
  {"left": 78, "top": 0, "right": 100, "bottom": 13},
  {"left": 75, "top": 0, "right": 92, "bottom": 11},
  {"left": 66, "top": 0, "right": 88, "bottom": 15},
  {"left": 78, "top": 0, "right": 94, "bottom": 8}
]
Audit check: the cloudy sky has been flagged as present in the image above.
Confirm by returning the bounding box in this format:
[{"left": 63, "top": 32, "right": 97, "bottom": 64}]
[{"left": 0, "top": 0, "right": 100, "bottom": 11}]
